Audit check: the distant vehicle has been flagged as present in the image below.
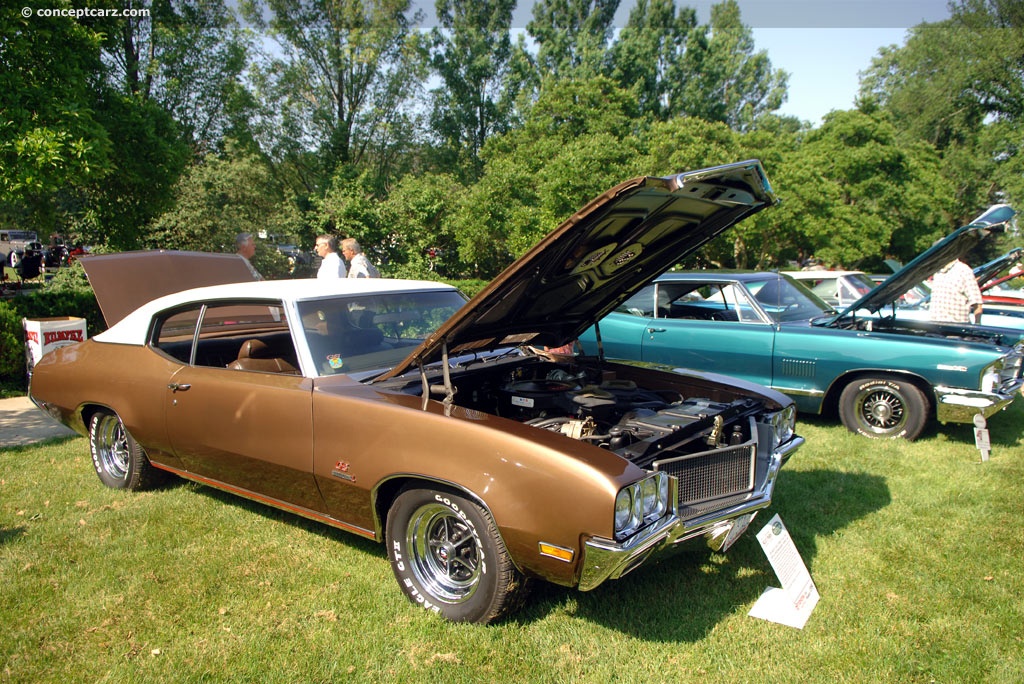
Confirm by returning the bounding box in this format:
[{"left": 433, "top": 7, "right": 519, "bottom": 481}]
[
  {"left": 581, "top": 205, "right": 1024, "bottom": 441},
  {"left": 1, "top": 229, "right": 39, "bottom": 267}
]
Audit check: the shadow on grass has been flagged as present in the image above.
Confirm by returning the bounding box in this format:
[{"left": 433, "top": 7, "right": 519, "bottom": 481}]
[
  {"left": 0, "top": 525, "right": 27, "bottom": 546},
  {"left": 189, "top": 482, "right": 384, "bottom": 559},
  {"left": 518, "top": 469, "right": 889, "bottom": 639}
]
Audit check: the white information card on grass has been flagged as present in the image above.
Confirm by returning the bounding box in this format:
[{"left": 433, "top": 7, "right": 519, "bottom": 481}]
[{"left": 748, "top": 514, "right": 819, "bottom": 629}]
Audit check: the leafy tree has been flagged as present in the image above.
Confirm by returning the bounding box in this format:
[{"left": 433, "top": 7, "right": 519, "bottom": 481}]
[
  {"left": 0, "top": 7, "right": 111, "bottom": 235},
  {"left": 243, "top": 0, "right": 428, "bottom": 192},
  {"left": 676, "top": 0, "right": 788, "bottom": 131},
  {"left": 377, "top": 172, "right": 467, "bottom": 278},
  {"left": 428, "top": 0, "right": 518, "bottom": 181},
  {"left": 765, "top": 109, "right": 953, "bottom": 270},
  {"left": 608, "top": 0, "right": 697, "bottom": 121},
  {"left": 527, "top": 0, "right": 620, "bottom": 79},
  {"left": 147, "top": 145, "right": 299, "bottom": 277},
  {"left": 859, "top": 0, "right": 1023, "bottom": 214},
  {"left": 96, "top": 0, "right": 256, "bottom": 153}
]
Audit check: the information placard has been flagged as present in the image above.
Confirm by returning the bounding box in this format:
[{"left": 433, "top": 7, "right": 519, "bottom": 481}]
[{"left": 748, "top": 514, "right": 819, "bottom": 629}]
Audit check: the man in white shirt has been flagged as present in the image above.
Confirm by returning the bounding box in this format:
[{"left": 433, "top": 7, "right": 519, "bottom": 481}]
[
  {"left": 341, "top": 238, "right": 380, "bottom": 278},
  {"left": 315, "top": 235, "right": 347, "bottom": 278}
]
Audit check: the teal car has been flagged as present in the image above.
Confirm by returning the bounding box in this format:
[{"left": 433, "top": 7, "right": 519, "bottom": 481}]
[
  {"left": 580, "top": 268, "right": 1023, "bottom": 440},
  {"left": 580, "top": 204, "right": 1023, "bottom": 441}
]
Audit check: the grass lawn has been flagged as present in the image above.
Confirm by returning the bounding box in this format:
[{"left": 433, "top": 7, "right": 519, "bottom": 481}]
[{"left": 2, "top": 402, "right": 1023, "bottom": 683}]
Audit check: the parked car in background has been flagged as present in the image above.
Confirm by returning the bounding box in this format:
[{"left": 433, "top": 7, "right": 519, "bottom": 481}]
[
  {"left": 974, "top": 248, "right": 1024, "bottom": 319},
  {"left": 581, "top": 236, "right": 1024, "bottom": 441},
  {"left": 1, "top": 229, "right": 39, "bottom": 267},
  {"left": 29, "top": 161, "right": 803, "bottom": 623}
]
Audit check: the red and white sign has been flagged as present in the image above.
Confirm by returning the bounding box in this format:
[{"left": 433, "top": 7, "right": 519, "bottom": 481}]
[{"left": 23, "top": 317, "right": 88, "bottom": 374}]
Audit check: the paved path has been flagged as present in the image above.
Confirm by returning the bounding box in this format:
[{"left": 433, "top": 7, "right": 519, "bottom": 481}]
[{"left": 0, "top": 395, "right": 77, "bottom": 447}]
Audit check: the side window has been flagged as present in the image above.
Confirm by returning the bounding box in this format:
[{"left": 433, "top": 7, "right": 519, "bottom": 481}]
[
  {"left": 153, "top": 306, "right": 203, "bottom": 363},
  {"left": 153, "top": 302, "right": 298, "bottom": 373},
  {"left": 615, "top": 285, "right": 656, "bottom": 317},
  {"left": 198, "top": 302, "right": 297, "bottom": 372}
]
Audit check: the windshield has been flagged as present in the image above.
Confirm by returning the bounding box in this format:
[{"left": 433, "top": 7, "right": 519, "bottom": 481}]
[
  {"left": 746, "top": 276, "right": 833, "bottom": 322},
  {"left": 298, "top": 290, "right": 468, "bottom": 376}
]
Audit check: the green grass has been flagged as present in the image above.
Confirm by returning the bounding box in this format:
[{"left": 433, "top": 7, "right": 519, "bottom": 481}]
[{"left": 3, "top": 405, "right": 1024, "bottom": 683}]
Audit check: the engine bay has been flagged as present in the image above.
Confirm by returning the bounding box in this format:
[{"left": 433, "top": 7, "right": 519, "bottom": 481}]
[{"left": 443, "top": 355, "right": 768, "bottom": 469}]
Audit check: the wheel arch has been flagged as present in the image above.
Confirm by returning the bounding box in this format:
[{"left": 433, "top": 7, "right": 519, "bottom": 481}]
[{"left": 821, "top": 369, "right": 936, "bottom": 420}]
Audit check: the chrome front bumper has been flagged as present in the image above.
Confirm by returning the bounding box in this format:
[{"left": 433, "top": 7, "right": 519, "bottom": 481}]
[
  {"left": 576, "top": 435, "right": 803, "bottom": 591},
  {"left": 934, "top": 381, "right": 1023, "bottom": 424}
]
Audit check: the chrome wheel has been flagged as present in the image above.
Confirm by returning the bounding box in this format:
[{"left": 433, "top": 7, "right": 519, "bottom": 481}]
[
  {"left": 406, "top": 502, "right": 482, "bottom": 604},
  {"left": 386, "top": 488, "right": 528, "bottom": 623},
  {"left": 88, "top": 411, "right": 161, "bottom": 490},
  {"left": 839, "top": 377, "right": 928, "bottom": 441},
  {"left": 858, "top": 387, "right": 905, "bottom": 432},
  {"left": 91, "top": 413, "right": 130, "bottom": 482}
]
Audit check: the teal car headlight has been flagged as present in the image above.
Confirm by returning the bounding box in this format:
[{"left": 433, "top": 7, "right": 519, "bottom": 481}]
[{"left": 615, "top": 472, "right": 670, "bottom": 540}]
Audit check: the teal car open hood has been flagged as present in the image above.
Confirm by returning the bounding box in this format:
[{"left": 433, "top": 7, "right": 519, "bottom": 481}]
[
  {"left": 379, "top": 160, "right": 777, "bottom": 380},
  {"left": 830, "top": 204, "right": 1017, "bottom": 321}
]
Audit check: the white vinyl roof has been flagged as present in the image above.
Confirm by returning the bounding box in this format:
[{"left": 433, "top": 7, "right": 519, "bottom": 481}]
[{"left": 95, "top": 278, "right": 459, "bottom": 345}]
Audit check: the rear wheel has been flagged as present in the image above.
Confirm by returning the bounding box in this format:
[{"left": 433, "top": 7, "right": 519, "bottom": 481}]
[
  {"left": 88, "top": 411, "right": 161, "bottom": 490},
  {"left": 386, "top": 487, "right": 528, "bottom": 623},
  {"left": 838, "top": 376, "right": 928, "bottom": 440}
]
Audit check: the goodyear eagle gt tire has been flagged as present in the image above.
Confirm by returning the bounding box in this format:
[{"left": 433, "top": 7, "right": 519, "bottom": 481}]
[
  {"left": 88, "top": 411, "right": 161, "bottom": 490},
  {"left": 386, "top": 488, "right": 528, "bottom": 623}
]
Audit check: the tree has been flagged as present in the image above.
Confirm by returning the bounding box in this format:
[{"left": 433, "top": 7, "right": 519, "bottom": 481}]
[
  {"left": 608, "top": 0, "right": 697, "bottom": 121},
  {"left": 766, "top": 109, "right": 953, "bottom": 270},
  {"left": 527, "top": 0, "right": 620, "bottom": 80},
  {"left": 428, "top": 0, "right": 518, "bottom": 181},
  {"left": 97, "top": 0, "right": 256, "bottom": 153},
  {"left": 148, "top": 145, "right": 300, "bottom": 276},
  {"left": 859, "top": 0, "right": 1024, "bottom": 214},
  {"left": 675, "top": 0, "right": 788, "bottom": 131},
  {"left": 0, "top": 7, "right": 111, "bottom": 235},
  {"left": 243, "top": 0, "right": 427, "bottom": 192}
]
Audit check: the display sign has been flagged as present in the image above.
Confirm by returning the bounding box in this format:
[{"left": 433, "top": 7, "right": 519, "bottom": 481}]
[
  {"left": 748, "top": 514, "right": 819, "bottom": 629},
  {"left": 23, "top": 317, "right": 88, "bottom": 377}
]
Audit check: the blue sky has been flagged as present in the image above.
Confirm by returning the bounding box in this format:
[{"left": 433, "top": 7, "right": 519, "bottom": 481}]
[{"left": 752, "top": 27, "right": 911, "bottom": 125}]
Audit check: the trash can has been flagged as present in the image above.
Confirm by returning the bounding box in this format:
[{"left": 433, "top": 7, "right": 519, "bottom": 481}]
[{"left": 23, "top": 316, "right": 88, "bottom": 378}]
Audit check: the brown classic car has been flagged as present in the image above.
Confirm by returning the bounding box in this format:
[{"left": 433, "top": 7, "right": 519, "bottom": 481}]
[{"left": 29, "top": 160, "right": 803, "bottom": 623}]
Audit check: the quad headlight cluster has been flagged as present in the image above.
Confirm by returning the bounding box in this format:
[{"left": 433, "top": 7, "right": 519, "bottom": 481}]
[
  {"left": 769, "top": 405, "right": 797, "bottom": 447},
  {"left": 614, "top": 472, "right": 670, "bottom": 540}
]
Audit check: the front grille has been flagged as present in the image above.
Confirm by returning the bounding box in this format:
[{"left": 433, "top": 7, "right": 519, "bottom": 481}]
[{"left": 652, "top": 441, "right": 756, "bottom": 508}]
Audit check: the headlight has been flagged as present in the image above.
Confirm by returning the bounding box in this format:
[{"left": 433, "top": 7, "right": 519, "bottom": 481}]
[
  {"left": 981, "top": 360, "right": 1003, "bottom": 393},
  {"left": 615, "top": 472, "right": 670, "bottom": 539},
  {"left": 768, "top": 405, "right": 796, "bottom": 446}
]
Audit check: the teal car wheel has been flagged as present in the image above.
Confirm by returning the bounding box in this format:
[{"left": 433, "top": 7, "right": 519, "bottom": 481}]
[{"left": 839, "top": 377, "right": 928, "bottom": 441}]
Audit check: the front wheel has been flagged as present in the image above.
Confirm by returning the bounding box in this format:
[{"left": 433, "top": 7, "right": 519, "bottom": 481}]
[
  {"left": 838, "top": 376, "right": 929, "bottom": 440},
  {"left": 386, "top": 488, "right": 529, "bottom": 623},
  {"left": 88, "top": 411, "right": 161, "bottom": 490}
]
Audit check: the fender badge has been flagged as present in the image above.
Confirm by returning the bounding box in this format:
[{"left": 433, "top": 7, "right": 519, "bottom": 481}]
[{"left": 332, "top": 461, "right": 355, "bottom": 482}]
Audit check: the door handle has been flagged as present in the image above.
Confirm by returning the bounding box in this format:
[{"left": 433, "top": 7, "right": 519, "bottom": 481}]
[
  {"left": 647, "top": 327, "right": 666, "bottom": 333},
  {"left": 168, "top": 383, "right": 192, "bottom": 393}
]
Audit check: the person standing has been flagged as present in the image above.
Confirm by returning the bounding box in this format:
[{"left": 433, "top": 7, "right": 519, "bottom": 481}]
[
  {"left": 315, "top": 235, "right": 347, "bottom": 278},
  {"left": 341, "top": 238, "right": 380, "bottom": 278},
  {"left": 930, "top": 257, "right": 983, "bottom": 324},
  {"left": 235, "top": 232, "right": 263, "bottom": 280}
]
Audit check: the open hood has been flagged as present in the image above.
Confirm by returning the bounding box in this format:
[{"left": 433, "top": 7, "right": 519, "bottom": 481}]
[
  {"left": 81, "top": 250, "right": 260, "bottom": 327},
  {"left": 378, "top": 160, "right": 777, "bottom": 380},
  {"left": 831, "top": 204, "right": 1017, "bottom": 320},
  {"left": 975, "top": 247, "right": 1023, "bottom": 291}
]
